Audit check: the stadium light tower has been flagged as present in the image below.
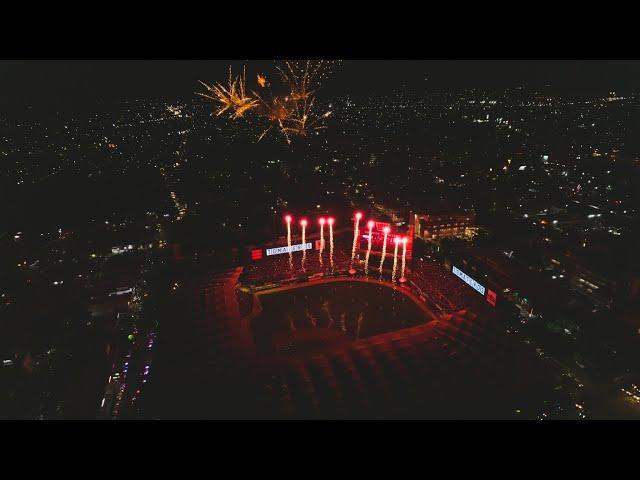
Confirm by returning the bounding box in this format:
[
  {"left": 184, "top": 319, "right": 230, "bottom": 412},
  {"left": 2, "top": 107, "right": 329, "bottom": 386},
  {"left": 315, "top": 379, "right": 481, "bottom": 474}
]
[
  {"left": 399, "top": 237, "right": 408, "bottom": 283},
  {"left": 379, "top": 226, "right": 390, "bottom": 275}
]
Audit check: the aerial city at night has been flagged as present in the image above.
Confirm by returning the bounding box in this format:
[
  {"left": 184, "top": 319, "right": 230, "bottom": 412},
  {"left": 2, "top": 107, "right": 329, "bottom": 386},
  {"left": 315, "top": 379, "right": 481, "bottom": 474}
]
[{"left": 2, "top": 60, "right": 640, "bottom": 420}]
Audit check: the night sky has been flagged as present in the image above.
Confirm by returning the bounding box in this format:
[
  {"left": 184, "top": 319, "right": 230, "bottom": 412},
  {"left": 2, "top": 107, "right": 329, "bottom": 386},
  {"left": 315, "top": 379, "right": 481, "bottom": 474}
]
[{"left": 2, "top": 60, "right": 640, "bottom": 115}]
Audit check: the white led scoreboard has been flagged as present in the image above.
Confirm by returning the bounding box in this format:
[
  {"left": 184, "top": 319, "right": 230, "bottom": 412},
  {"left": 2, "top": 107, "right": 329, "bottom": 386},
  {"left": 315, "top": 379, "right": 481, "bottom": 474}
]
[
  {"left": 451, "top": 265, "right": 498, "bottom": 307},
  {"left": 452, "top": 265, "right": 486, "bottom": 295},
  {"left": 266, "top": 242, "right": 313, "bottom": 256}
]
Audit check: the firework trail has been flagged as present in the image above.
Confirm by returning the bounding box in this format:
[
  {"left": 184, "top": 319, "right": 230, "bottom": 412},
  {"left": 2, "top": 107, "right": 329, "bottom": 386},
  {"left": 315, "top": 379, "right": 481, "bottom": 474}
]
[
  {"left": 328, "top": 218, "right": 334, "bottom": 271},
  {"left": 300, "top": 219, "right": 307, "bottom": 271},
  {"left": 379, "top": 226, "right": 390, "bottom": 274},
  {"left": 319, "top": 218, "right": 325, "bottom": 267},
  {"left": 400, "top": 237, "right": 408, "bottom": 281},
  {"left": 392, "top": 237, "right": 400, "bottom": 282},
  {"left": 285, "top": 215, "right": 293, "bottom": 271},
  {"left": 364, "top": 220, "right": 374, "bottom": 275},
  {"left": 350, "top": 212, "right": 362, "bottom": 272}
]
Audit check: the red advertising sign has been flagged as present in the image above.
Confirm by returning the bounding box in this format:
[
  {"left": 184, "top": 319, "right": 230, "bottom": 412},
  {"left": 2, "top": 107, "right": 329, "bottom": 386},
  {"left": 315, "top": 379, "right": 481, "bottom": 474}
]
[
  {"left": 486, "top": 289, "right": 497, "bottom": 307},
  {"left": 250, "top": 248, "right": 263, "bottom": 261}
]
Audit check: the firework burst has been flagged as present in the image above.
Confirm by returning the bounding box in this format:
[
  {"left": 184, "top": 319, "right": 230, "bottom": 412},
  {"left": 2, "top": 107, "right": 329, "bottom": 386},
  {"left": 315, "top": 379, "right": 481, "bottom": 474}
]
[
  {"left": 197, "top": 60, "right": 339, "bottom": 144},
  {"left": 256, "top": 73, "right": 268, "bottom": 88},
  {"left": 281, "top": 96, "right": 332, "bottom": 138},
  {"left": 196, "top": 66, "right": 258, "bottom": 119}
]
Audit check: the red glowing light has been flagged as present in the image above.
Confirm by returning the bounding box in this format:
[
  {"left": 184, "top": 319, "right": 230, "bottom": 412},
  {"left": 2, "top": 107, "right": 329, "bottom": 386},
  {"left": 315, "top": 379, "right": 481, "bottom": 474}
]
[
  {"left": 383, "top": 226, "right": 390, "bottom": 234},
  {"left": 300, "top": 219, "right": 308, "bottom": 226},
  {"left": 355, "top": 212, "right": 363, "bottom": 220},
  {"left": 284, "top": 215, "right": 292, "bottom": 223},
  {"left": 367, "top": 220, "right": 375, "bottom": 228},
  {"left": 403, "top": 236, "right": 408, "bottom": 244},
  {"left": 327, "top": 217, "right": 334, "bottom": 225},
  {"left": 394, "top": 236, "right": 401, "bottom": 244},
  {"left": 486, "top": 289, "right": 497, "bottom": 307},
  {"left": 319, "top": 217, "right": 326, "bottom": 225}
]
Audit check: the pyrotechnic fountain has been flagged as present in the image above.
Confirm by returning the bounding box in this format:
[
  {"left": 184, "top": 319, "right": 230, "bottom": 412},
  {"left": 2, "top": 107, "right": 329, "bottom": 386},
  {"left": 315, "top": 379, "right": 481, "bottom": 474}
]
[
  {"left": 318, "top": 217, "right": 325, "bottom": 266},
  {"left": 285, "top": 215, "right": 293, "bottom": 270},
  {"left": 300, "top": 218, "right": 307, "bottom": 271},
  {"left": 378, "top": 226, "right": 390, "bottom": 275},
  {"left": 349, "top": 212, "right": 362, "bottom": 275},
  {"left": 392, "top": 236, "right": 400, "bottom": 282},
  {"left": 328, "top": 217, "right": 334, "bottom": 271},
  {"left": 364, "top": 220, "right": 374, "bottom": 275},
  {"left": 399, "top": 237, "right": 408, "bottom": 283}
]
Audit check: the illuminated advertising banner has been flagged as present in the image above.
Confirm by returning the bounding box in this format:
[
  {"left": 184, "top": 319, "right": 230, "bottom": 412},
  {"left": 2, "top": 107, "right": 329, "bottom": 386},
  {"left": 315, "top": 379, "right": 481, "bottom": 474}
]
[
  {"left": 452, "top": 266, "right": 486, "bottom": 296},
  {"left": 266, "top": 242, "right": 312, "bottom": 256}
]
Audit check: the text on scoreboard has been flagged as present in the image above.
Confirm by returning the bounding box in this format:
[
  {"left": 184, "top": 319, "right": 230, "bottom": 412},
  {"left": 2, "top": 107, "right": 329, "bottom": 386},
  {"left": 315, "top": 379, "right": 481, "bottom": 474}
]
[
  {"left": 452, "top": 266, "right": 486, "bottom": 296},
  {"left": 266, "top": 242, "right": 313, "bottom": 256}
]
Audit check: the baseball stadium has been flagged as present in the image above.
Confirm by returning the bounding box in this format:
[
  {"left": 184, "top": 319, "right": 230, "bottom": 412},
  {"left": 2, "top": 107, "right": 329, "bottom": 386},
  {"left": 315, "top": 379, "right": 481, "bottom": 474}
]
[{"left": 141, "top": 212, "right": 556, "bottom": 419}]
